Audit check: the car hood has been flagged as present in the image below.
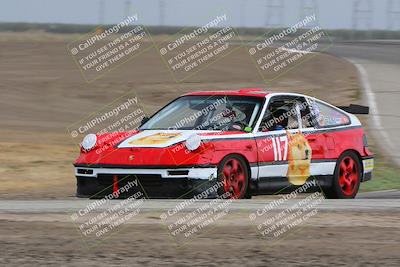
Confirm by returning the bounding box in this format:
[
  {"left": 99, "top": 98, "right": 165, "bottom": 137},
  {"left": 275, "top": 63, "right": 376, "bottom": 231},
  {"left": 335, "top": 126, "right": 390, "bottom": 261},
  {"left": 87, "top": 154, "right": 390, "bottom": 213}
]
[{"left": 117, "top": 129, "right": 245, "bottom": 148}]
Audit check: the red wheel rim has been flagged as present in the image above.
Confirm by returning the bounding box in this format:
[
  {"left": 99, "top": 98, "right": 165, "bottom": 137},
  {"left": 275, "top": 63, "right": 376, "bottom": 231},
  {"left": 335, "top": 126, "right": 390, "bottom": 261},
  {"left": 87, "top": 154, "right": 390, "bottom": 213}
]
[
  {"left": 222, "top": 158, "right": 246, "bottom": 199},
  {"left": 338, "top": 156, "right": 359, "bottom": 196}
]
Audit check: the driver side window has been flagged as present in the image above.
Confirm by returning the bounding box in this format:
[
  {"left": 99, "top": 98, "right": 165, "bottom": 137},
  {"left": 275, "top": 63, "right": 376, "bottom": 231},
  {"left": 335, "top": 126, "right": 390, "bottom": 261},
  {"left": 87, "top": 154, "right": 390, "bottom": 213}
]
[{"left": 258, "top": 96, "right": 301, "bottom": 132}]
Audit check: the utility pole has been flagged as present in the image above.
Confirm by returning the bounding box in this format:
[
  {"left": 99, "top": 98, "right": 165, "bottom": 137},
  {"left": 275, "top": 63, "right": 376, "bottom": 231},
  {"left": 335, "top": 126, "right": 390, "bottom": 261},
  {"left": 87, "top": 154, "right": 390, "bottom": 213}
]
[
  {"left": 99, "top": 0, "right": 105, "bottom": 25},
  {"left": 387, "top": 0, "right": 400, "bottom": 30},
  {"left": 240, "top": 0, "right": 246, "bottom": 28},
  {"left": 124, "top": 0, "right": 133, "bottom": 19},
  {"left": 264, "top": 0, "right": 284, "bottom": 28},
  {"left": 299, "top": 0, "right": 319, "bottom": 27},
  {"left": 352, "top": 0, "right": 373, "bottom": 38},
  {"left": 159, "top": 0, "right": 165, "bottom": 26}
]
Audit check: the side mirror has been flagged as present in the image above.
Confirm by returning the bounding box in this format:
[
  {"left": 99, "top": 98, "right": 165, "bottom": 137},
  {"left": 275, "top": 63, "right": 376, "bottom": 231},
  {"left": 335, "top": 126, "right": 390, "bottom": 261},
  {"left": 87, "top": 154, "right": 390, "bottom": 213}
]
[{"left": 140, "top": 116, "right": 149, "bottom": 126}]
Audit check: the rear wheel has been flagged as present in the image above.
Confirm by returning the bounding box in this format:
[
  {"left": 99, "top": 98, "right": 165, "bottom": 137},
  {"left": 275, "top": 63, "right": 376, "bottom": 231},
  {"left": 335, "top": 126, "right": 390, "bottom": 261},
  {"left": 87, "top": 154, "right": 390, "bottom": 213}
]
[
  {"left": 324, "top": 151, "right": 361, "bottom": 199},
  {"left": 217, "top": 155, "right": 249, "bottom": 199}
]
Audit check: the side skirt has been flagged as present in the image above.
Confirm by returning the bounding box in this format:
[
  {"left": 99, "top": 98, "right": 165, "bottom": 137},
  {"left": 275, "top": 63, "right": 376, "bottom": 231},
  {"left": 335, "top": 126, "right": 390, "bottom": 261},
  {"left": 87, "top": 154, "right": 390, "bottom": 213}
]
[{"left": 250, "top": 176, "right": 333, "bottom": 195}]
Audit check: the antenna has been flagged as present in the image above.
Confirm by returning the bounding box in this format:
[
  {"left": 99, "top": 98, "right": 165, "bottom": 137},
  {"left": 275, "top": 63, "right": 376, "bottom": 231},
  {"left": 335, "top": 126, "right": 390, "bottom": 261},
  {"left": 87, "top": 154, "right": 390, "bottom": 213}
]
[
  {"left": 159, "top": 0, "right": 166, "bottom": 26},
  {"left": 387, "top": 0, "right": 400, "bottom": 30},
  {"left": 299, "top": 0, "right": 319, "bottom": 27},
  {"left": 352, "top": 0, "right": 373, "bottom": 31},
  {"left": 264, "top": 0, "right": 285, "bottom": 28},
  {"left": 99, "top": 0, "right": 105, "bottom": 25}
]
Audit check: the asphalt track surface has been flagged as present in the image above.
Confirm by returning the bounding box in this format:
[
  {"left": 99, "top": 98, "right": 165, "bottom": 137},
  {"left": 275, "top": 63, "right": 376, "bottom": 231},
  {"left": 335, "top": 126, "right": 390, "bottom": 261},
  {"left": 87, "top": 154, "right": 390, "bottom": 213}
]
[
  {"left": 326, "top": 41, "right": 400, "bottom": 166},
  {"left": 0, "top": 192, "right": 399, "bottom": 214}
]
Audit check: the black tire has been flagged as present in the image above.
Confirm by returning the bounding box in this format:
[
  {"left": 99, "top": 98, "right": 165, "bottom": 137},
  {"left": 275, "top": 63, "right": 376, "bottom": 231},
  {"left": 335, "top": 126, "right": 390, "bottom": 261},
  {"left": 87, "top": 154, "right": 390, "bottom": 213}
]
[
  {"left": 324, "top": 151, "right": 362, "bottom": 199},
  {"left": 217, "top": 154, "right": 250, "bottom": 199}
]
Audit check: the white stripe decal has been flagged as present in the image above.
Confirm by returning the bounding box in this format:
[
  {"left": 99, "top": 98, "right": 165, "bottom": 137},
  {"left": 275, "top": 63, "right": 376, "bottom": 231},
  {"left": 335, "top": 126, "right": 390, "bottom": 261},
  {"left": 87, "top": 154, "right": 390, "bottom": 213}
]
[
  {"left": 258, "top": 162, "right": 336, "bottom": 178},
  {"left": 259, "top": 164, "right": 288, "bottom": 177},
  {"left": 250, "top": 166, "right": 259, "bottom": 180},
  {"left": 272, "top": 138, "right": 278, "bottom": 161},
  {"left": 276, "top": 137, "right": 282, "bottom": 161},
  {"left": 310, "top": 162, "right": 336, "bottom": 176},
  {"left": 280, "top": 136, "right": 288, "bottom": 161}
]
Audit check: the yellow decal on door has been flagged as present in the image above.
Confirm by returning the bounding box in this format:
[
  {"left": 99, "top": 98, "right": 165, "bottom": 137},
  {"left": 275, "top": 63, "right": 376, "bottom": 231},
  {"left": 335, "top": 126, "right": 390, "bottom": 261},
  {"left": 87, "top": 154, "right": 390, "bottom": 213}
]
[{"left": 286, "top": 131, "right": 312, "bottom": 185}]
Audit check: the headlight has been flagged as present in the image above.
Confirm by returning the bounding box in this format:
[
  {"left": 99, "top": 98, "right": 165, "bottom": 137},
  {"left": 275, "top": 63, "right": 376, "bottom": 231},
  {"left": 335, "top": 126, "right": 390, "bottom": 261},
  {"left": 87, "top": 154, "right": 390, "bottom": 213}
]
[
  {"left": 81, "top": 134, "right": 97, "bottom": 151},
  {"left": 185, "top": 134, "right": 202, "bottom": 151}
]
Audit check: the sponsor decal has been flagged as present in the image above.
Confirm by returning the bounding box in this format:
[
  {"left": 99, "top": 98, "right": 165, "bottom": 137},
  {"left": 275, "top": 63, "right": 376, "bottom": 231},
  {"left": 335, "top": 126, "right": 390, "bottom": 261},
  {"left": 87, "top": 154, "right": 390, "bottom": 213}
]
[
  {"left": 128, "top": 132, "right": 182, "bottom": 146},
  {"left": 271, "top": 136, "right": 289, "bottom": 161},
  {"left": 286, "top": 131, "right": 312, "bottom": 185},
  {"left": 363, "top": 158, "right": 374, "bottom": 173}
]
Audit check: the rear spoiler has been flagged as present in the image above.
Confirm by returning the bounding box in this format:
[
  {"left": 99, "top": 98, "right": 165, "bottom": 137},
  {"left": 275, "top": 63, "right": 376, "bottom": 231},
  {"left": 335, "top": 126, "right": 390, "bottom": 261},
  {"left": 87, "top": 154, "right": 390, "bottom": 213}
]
[{"left": 336, "top": 104, "right": 369, "bottom": 114}]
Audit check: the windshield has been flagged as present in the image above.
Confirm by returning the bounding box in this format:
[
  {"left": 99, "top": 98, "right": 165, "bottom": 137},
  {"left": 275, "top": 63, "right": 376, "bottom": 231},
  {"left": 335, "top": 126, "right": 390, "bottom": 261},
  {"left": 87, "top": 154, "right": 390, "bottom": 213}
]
[{"left": 140, "top": 95, "right": 264, "bottom": 131}]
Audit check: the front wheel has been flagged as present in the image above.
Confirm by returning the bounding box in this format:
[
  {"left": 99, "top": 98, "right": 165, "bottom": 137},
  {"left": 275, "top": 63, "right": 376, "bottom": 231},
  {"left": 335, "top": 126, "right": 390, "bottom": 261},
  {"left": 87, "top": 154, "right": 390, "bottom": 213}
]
[
  {"left": 217, "top": 155, "right": 250, "bottom": 199},
  {"left": 324, "top": 151, "right": 361, "bottom": 199}
]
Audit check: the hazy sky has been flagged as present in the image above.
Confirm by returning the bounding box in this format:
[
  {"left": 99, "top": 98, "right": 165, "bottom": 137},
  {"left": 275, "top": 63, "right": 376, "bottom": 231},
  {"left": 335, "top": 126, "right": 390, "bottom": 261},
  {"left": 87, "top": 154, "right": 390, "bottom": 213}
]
[{"left": 0, "top": 0, "right": 399, "bottom": 30}]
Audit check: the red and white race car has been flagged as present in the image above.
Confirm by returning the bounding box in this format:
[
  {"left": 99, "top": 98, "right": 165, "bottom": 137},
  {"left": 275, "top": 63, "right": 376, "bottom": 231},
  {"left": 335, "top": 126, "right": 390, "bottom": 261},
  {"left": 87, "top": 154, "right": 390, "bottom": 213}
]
[{"left": 74, "top": 88, "right": 374, "bottom": 199}]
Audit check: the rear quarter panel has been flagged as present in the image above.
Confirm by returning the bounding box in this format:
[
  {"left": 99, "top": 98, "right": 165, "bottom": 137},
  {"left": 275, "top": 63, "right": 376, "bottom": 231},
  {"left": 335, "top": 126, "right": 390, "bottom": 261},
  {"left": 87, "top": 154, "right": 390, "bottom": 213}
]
[{"left": 322, "top": 127, "right": 368, "bottom": 159}]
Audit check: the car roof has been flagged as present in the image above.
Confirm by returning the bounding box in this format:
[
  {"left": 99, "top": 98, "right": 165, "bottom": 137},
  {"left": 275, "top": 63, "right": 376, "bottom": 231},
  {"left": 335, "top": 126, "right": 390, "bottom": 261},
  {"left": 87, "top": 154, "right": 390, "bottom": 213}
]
[{"left": 184, "top": 88, "right": 270, "bottom": 98}]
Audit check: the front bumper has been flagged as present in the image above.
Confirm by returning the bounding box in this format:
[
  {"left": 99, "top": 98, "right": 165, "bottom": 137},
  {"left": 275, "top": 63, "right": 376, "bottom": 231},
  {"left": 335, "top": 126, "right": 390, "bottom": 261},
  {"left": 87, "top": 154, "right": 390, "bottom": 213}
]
[{"left": 74, "top": 165, "right": 218, "bottom": 198}]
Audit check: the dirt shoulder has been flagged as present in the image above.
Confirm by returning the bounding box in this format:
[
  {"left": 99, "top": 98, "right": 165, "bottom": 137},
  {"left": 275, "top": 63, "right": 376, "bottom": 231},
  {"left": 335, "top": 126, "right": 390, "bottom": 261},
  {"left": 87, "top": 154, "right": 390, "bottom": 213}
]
[{"left": 1, "top": 210, "right": 399, "bottom": 266}]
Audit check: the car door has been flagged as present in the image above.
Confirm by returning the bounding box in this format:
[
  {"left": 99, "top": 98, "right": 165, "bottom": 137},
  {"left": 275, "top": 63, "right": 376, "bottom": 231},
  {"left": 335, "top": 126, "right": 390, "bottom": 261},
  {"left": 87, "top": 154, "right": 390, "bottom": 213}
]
[
  {"left": 255, "top": 95, "right": 302, "bottom": 181},
  {"left": 298, "top": 97, "right": 327, "bottom": 160}
]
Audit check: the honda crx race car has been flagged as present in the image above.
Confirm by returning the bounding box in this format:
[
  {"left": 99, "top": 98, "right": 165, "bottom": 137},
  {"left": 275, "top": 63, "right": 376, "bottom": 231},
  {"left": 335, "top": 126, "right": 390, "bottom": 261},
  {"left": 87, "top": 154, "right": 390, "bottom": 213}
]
[{"left": 74, "top": 88, "right": 373, "bottom": 199}]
